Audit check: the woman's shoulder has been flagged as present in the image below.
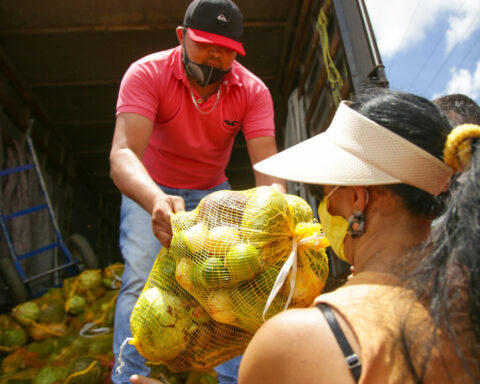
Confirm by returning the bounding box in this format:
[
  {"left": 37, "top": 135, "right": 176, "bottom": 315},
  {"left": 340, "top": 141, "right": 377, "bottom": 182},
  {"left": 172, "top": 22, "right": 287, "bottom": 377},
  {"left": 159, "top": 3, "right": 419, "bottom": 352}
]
[{"left": 238, "top": 307, "right": 356, "bottom": 384}]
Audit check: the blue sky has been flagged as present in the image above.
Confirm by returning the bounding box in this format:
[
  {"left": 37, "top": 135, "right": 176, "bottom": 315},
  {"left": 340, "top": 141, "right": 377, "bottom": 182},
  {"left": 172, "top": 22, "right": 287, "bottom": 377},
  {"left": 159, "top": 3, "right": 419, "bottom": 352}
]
[{"left": 364, "top": 0, "right": 480, "bottom": 105}]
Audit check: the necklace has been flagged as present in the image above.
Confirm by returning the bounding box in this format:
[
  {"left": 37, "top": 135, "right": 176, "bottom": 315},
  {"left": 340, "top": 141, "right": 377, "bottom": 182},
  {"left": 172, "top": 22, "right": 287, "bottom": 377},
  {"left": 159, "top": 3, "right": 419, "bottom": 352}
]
[{"left": 189, "top": 84, "right": 221, "bottom": 115}]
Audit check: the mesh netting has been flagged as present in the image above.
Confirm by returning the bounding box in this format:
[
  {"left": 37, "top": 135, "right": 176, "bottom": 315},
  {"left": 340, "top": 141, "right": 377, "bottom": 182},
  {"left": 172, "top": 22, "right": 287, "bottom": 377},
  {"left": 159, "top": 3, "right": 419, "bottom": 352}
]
[
  {"left": 130, "top": 186, "right": 329, "bottom": 372},
  {"left": 64, "top": 356, "right": 104, "bottom": 383}
]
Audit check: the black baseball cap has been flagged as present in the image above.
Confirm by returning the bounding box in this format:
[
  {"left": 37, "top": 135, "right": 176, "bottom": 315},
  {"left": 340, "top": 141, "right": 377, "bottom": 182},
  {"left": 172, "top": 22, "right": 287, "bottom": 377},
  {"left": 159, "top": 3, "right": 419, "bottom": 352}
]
[{"left": 183, "top": 0, "right": 246, "bottom": 56}]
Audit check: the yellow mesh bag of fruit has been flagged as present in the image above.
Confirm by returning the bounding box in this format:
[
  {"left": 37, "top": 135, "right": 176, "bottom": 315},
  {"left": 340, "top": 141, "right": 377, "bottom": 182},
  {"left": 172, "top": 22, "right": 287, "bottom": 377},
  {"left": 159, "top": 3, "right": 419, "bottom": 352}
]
[{"left": 128, "top": 186, "right": 329, "bottom": 371}]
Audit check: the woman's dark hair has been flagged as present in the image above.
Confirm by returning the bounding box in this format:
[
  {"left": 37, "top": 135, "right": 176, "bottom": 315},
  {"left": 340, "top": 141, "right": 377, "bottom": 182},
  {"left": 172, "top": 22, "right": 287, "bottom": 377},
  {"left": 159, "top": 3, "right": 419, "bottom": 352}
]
[
  {"left": 433, "top": 93, "right": 480, "bottom": 126},
  {"left": 406, "top": 141, "right": 480, "bottom": 381},
  {"left": 350, "top": 87, "right": 453, "bottom": 218}
]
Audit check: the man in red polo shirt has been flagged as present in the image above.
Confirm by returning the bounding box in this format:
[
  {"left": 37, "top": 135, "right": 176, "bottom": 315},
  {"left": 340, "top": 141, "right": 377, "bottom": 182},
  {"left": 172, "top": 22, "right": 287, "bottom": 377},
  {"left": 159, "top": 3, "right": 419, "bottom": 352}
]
[{"left": 109, "top": 0, "right": 285, "bottom": 382}]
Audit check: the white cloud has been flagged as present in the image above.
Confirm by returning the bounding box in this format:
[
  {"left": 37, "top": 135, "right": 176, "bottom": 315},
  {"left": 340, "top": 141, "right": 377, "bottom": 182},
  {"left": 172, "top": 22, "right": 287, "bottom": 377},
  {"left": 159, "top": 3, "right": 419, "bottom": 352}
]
[
  {"left": 436, "top": 60, "right": 480, "bottom": 100},
  {"left": 365, "top": 0, "right": 480, "bottom": 59},
  {"left": 445, "top": 0, "right": 480, "bottom": 53}
]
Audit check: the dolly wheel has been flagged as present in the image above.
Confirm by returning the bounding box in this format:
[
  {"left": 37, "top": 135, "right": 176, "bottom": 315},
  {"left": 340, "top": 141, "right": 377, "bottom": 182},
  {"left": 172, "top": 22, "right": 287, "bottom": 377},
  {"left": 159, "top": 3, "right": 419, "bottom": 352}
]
[
  {"left": 0, "top": 257, "right": 29, "bottom": 304},
  {"left": 69, "top": 234, "right": 99, "bottom": 270}
]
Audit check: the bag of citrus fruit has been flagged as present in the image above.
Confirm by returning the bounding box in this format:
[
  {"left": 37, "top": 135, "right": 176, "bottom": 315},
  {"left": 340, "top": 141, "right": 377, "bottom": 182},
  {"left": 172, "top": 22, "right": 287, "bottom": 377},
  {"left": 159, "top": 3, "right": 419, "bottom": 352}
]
[{"left": 129, "top": 186, "right": 329, "bottom": 371}]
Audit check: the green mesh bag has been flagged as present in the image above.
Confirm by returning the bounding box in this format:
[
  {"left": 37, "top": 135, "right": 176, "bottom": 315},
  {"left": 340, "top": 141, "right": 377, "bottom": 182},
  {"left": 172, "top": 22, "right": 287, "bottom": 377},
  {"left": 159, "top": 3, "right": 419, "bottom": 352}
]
[{"left": 130, "top": 186, "right": 329, "bottom": 371}]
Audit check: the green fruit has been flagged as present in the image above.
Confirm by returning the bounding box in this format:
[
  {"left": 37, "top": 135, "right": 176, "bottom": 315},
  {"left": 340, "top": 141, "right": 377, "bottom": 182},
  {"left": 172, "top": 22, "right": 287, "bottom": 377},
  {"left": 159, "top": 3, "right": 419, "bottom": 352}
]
[
  {"left": 0, "top": 327, "right": 28, "bottom": 347},
  {"left": 202, "top": 257, "right": 230, "bottom": 287},
  {"left": 200, "top": 375, "right": 218, "bottom": 384},
  {"left": 130, "top": 287, "right": 189, "bottom": 361},
  {"left": 189, "top": 262, "right": 206, "bottom": 288},
  {"left": 87, "top": 333, "right": 113, "bottom": 355},
  {"left": 150, "top": 248, "right": 178, "bottom": 291},
  {"left": 233, "top": 266, "right": 282, "bottom": 333},
  {"left": 89, "top": 297, "right": 116, "bottom": 327},
  {"left": 33, "top": 366, "right": 67, "bottom": 384},
  {"left": 240, "top": 187, "right": 289, "bottom": 245},
  {"left": 66, "top": 295, "right": 87, "bottom": 315},
  {"left": 0, "top": 314, "right": 14, "bottom": 328},
  {"left": 38, "top": 299, "right": 65, "bottom": 324},
  {"left": 176, "top": 258, "right": 197, "bottom": 291},
  {"left": 231, "top": 284, "right": 265, "bottom": 333},
  {"left": 183, "top": 223, "right": 209, "bottom": 254},
  {"left": 170, "top": 231, "right": 193, "bottom": 261},
  {"left": 161, "top": 251, "right": 177, "bottom": 277},
  {"left": 252, "top": 264, "right": 280, "bottom": 296},
  {"left": 225, "top": 243, "right": 261, "bottom": 282},
  {"left": 70, "top": 336, "right": 90, "bottom": 354},
  {"left": 101, "top": 278, "right": 113, "bottom": 288},
  {"left": 156, "top": 248, "right": 177, "bottom": 278},
  {"left": 196, "top": 190, "right": 248, "bottom": 227},
  {"left": 66, "top": 356, "right": 102, "bottom": 383},
  {"left": 14, "top": 301, "right": 40, "bottom": 324},
  {"left": 26, "top": 338, "right": 56, "bottom": 357},
  {"left": 205, "top": 226, "right": 240, "bottom": 256},
  {"left": 80, "top": 270, "right": 102, "bottom": 288},
  {"left": 204, "top": 290, "right": 236, "bottom": 324},
  {"left": 284, "top": 194, "right": 313, "bottom": 225}
]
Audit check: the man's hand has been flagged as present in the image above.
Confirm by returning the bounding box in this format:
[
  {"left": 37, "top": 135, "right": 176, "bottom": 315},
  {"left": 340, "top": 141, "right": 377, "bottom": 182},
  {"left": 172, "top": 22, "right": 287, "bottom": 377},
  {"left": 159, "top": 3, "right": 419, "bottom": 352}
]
[
  {"left": 270, "top": 182, "right": 286, "bottom": 194},
  {"left": 130, "top": 375, "right": 162, "bottom": 384},
  {"left": 151, "top": 194, "right": 185, "bottom": 248}
]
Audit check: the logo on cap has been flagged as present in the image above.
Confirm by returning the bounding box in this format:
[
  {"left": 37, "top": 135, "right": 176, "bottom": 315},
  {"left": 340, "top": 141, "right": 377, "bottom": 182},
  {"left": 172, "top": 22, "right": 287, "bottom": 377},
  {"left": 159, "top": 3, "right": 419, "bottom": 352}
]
[{"left": 217, "top": 13, "right": 228, "bottom": 25}]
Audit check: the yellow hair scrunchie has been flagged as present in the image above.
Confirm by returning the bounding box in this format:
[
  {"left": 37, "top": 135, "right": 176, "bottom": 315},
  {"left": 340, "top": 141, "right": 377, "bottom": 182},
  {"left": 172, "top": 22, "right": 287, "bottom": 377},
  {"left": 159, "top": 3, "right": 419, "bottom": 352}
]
[{"left": 443, "top": 124, "right": 480, "bottom": 172}]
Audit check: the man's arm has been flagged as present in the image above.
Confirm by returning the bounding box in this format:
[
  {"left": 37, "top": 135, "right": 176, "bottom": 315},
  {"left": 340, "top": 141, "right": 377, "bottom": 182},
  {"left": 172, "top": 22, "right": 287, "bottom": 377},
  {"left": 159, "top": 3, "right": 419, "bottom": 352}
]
[
  {"left": 246, "top": 136, "right": 287, "bottom": 193},
  {"left": 109, "top": 112, "right": 184, "bottom": 246}
]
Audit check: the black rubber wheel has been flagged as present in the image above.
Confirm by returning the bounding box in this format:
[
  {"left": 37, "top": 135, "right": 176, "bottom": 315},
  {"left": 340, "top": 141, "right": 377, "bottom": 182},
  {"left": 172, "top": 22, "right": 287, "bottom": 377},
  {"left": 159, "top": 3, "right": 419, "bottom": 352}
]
[
  {"left": 69, "top": 234, "right": 99, "bottom": 270},
  {"left": 0, "top": 257, "right": 29, "bottom": 304}
]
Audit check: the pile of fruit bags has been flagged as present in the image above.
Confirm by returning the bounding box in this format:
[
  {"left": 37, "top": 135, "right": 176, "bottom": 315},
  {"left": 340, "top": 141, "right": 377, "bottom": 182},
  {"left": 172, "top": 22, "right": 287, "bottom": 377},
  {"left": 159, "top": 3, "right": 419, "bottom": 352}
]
[{"left": 0, "top": 263, "right": 124, "bottom": 383}]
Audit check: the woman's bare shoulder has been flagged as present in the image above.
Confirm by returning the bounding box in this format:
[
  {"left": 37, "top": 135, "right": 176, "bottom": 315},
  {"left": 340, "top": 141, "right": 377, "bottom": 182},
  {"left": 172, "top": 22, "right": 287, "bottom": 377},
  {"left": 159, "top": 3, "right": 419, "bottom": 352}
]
[{"left": 238, "top": 307, "right": 355, "bottom": 384}]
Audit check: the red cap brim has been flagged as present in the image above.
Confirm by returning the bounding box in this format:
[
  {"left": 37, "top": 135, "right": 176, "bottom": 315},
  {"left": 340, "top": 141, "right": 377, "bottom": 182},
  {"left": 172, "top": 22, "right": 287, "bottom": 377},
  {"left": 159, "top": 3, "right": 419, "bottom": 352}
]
[{"left": 187, "top": 28, "right": 245, "bottom": 56}]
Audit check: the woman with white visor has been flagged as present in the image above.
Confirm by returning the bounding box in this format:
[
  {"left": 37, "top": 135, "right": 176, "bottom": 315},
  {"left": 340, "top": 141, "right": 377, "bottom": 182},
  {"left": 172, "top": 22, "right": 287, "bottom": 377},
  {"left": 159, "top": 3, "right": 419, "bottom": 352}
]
[{"left": 238, "top": 87, "right": 480, "bottom": 383}]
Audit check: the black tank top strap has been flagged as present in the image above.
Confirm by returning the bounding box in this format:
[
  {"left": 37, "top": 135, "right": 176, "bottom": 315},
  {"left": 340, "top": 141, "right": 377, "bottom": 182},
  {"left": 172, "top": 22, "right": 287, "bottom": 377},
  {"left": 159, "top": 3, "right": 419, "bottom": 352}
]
[{"left": 316, "top": 302, "right": 362, "bottom": 382}]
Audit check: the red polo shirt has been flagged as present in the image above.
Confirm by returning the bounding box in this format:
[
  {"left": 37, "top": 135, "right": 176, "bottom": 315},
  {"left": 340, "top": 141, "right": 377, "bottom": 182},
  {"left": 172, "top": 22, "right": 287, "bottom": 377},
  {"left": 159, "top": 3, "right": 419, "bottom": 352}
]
[{"left": 116, "top": 46, "right": 275, "bottom": 189}]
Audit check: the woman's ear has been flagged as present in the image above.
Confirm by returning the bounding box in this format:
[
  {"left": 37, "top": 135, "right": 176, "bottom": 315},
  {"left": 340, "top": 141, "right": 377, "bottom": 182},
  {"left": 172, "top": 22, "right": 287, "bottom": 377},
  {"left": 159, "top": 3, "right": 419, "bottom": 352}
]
[
  {"left": 352, "top": 186, "right": 369, "bottom": 212},
  {"left": 176, "top": 26, "right": 184, "bottom": 45}
]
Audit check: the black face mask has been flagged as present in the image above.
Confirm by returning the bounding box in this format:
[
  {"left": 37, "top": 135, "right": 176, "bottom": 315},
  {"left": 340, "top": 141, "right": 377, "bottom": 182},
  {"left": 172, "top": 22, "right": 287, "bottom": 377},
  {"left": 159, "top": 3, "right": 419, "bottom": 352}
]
[{"left": 182, "top": 46, "right": 230, "bottom": 87}]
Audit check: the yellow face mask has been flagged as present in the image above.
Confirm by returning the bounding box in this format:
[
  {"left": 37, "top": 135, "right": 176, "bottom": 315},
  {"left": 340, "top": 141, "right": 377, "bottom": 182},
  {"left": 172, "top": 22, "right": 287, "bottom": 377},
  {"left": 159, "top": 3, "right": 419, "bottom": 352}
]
[{"left": 317, "top": 196, "right": 350, "bottom": 263}]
